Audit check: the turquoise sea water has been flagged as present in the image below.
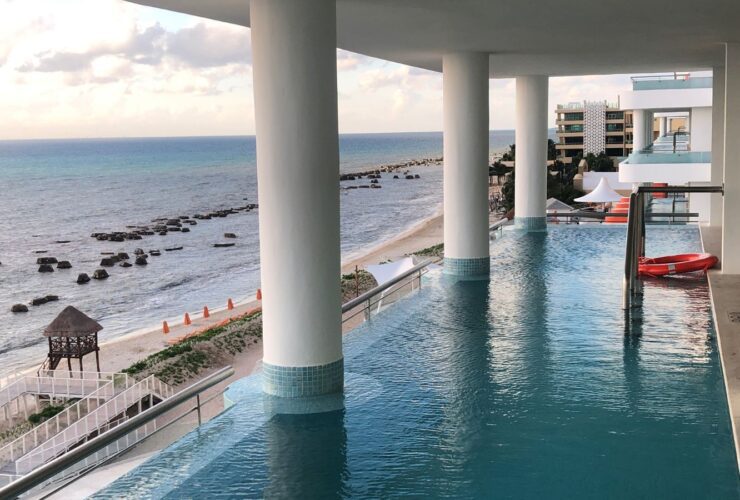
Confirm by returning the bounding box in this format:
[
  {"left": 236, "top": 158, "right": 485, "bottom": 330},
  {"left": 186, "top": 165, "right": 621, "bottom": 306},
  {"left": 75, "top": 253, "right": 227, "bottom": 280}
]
[
  {"left": 0, "top": 131, "right": 526, "bottom": 373},
  {"left": 97, "top": 226, "right": 739, "bottom": 499}
]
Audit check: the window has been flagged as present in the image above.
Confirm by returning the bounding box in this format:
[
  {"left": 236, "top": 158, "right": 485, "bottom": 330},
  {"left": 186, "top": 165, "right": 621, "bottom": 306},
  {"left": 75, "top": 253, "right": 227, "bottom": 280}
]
[
  {"left": 563, "top": 112, "right": 584, "bottom": 121},
  {"left": 563, "top": 125, "right": 584, "bottom": 133},
  {"left": 606, "top": 111, "right": 624, "bottom": 120},
  {"left": 606, "top": 124, "right": 624, "bottom": 132}
]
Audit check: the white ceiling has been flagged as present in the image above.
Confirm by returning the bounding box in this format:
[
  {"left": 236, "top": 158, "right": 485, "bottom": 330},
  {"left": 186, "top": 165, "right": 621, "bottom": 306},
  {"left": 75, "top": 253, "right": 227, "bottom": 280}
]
[{"left": 128, "top": 0, "right": 739, "bottom": 77}]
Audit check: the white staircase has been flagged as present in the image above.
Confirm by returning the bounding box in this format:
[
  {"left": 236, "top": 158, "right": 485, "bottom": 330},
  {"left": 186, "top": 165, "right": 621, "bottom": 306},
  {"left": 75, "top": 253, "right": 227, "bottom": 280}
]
[{"left": 0, "top": 373, "right": 174, "bottom": 484}]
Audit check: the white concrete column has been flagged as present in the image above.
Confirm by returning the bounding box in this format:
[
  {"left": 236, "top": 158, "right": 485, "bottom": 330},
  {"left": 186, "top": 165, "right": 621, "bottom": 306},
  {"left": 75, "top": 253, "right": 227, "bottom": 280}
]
[
  {"left": 251, "top": 0, "right": 343, "bottom": 395},
  {"left": 711, "top": 66, "right": 726, "bottom": 227},
  {"left": 443, "top": 52, "right": 491, "bottom": 276},
  {"left": 723, "top": 43, "right": 740, "bottom": 273},
  {"left": 514, "top": 75, "right": 549, "bottom": 230},
  {"left": 633, "top": 109, "right": 646, "bottom": 152},
  {"left": 659, "top": 117, "right": 667, "bottom": 137}
]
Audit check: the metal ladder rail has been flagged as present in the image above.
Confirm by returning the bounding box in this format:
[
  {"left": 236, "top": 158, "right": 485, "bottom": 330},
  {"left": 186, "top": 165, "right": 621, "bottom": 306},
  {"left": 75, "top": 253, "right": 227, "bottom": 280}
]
[{"left": 622, "top": 184, "right": 724, "bottom": 310}]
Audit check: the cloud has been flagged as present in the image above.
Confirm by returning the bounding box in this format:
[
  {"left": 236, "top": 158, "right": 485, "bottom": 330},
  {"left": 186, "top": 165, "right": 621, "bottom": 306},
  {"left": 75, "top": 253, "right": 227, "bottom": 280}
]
[
  {"left": 167, "top": 23, "right": 250, "bottom": 68},
  {"left": 15, "top": 21, "right": 250, "bottom": 75}
]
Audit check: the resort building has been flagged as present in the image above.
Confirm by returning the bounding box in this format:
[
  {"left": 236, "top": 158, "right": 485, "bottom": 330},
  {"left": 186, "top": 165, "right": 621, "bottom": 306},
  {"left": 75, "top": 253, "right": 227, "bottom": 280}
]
[
  {"left": 555, "top": 100, "right": 630, "bottom": 162},
  {"left": 4, "top": 1, "right": 740, "bottom": 498}
]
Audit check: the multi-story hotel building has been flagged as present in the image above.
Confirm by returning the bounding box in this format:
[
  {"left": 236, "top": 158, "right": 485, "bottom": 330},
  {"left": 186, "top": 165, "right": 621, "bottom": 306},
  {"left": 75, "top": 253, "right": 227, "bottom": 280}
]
[
  {"left": 555, "top": 95, "right": 689, "bottom": 164},
  {"left": 555, "top": 101, "right": 631, "bottom": 163}
]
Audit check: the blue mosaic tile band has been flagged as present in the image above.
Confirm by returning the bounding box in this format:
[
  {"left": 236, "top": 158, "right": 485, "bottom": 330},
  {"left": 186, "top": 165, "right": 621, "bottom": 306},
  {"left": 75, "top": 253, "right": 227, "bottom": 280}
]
[
  {"left": 444, "top": 256, "right": 490, "bottom": 276},
  {"left": 262, "top": 358, "right": 344, "bottom": 397},
  {"left": 515, "top": 216, "right": 547, "bottom": 231}
]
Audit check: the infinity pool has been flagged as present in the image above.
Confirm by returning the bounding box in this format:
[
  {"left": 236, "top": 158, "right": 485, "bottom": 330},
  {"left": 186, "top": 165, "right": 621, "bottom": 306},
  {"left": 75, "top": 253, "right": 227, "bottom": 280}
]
[{"left": 97, "top": 226, "right": 739, "bottom": 499}]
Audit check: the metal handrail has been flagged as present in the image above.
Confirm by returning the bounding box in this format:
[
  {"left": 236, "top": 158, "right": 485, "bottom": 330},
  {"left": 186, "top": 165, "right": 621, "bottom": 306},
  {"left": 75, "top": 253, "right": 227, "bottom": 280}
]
[
  {"left": 489, "top": 217, "right": 509, "bottom": 231},
  {"left": 0, "top": 366, "right": 235, "bottom": 499},
  {"left": 548, "top": 211, "right": 700, "bottom": 220},
  {"left": 342, "top": 259, "right": 435, "bottom": 314},
  {"left": 622, "top": 184, "right": 724, "bottom": 310}
]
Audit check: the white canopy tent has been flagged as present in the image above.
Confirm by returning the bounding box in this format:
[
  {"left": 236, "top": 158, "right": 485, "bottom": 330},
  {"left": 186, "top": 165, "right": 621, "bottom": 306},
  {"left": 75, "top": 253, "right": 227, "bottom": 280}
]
[{"left": 574, "top": 177, "right": 623, "bottom": 203}]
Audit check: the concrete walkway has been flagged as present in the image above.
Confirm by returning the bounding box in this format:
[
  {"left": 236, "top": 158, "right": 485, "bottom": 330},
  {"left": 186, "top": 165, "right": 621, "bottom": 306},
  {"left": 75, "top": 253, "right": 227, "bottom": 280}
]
[{"left": 700, "top": 223, "right": 740, "bottom": 473}]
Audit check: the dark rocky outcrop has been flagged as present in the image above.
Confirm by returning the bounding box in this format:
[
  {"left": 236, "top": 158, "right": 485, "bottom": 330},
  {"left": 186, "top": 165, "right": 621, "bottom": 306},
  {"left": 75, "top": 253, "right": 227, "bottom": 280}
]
[
  {"left": 38, "top": 264, "right": 54, "bottom": 273},
  {"left": 77, "top": 273, "right": 91, "bottom": 284},
  {"left": 57, "top": 261, "right": 72, "bottom": 269},
  {"left": 100, "top": 258, "right": 116, "bottom": 267},
  {"left": 164, "top": 246, "right": 183, "bottom": 252},
  {"left": 31, "top": 297, "right": 48, "bottom": 306},
  {"left": 134, "top": 248, "right": 145, "bottom": 256},
  {"left": 46, "top": 295, "right": 59, "bottom": 302},
  {"left": 135, "top": 256, "right": 148, "bottom": 266},
  {"left": 117, "top": 252, "right": 130, "bottom": 261},
  {"left": 181, "top": 228, "right": 190, "bottom": 233},
  {"left": 224, "top": 233, "right": 237, "bottom": 239},
  {"left": 37, "top": 257, "right": 58, "bottom": 265},
  {"left": 120, "top": 261, "right": 133, "bottom": 268},
  {"left": 149, "top": 250, "right": 161, "bottom": 256},
  {"left": 213, "top": 243, "right": 236, "bottom": 248},
  {"left": 11, "top": 304, "right": 28, "bottom": 313},
  {"left": 92, "top": 269, "right": 109, "bottom": 279}
]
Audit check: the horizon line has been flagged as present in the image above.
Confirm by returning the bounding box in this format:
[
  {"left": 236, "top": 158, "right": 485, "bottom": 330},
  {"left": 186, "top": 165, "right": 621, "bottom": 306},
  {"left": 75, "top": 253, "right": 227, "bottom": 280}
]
[{"left": 0, "top": 128, "right": 559, "bottom": 143}]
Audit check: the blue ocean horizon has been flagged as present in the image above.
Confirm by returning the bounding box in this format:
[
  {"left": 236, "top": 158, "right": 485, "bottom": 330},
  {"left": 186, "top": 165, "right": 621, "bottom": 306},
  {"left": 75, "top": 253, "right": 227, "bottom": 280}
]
[{"left": 0, "top": 130, "right": 542, "bottom": 373}]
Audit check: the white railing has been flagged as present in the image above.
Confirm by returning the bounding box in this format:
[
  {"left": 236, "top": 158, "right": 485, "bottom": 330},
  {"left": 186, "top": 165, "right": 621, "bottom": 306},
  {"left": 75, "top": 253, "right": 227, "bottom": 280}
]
[
  {"left": 0, "top": 367, "right": 232, "bottom": 498},
  {"left": 0, "top": 374, "right": 131, "bottom": 469},
  {"left": 0, "top": 375, "right": 111, "bottom": 411},
  {"left": 13, "top": 376, "right": 173, "bottom": 475}
]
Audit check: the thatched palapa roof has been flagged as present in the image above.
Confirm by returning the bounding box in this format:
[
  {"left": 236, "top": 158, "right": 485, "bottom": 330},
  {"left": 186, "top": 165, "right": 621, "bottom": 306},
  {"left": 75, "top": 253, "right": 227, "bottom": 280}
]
[{"left": 43, "top": 306, "right": 103, "bottom": 338}]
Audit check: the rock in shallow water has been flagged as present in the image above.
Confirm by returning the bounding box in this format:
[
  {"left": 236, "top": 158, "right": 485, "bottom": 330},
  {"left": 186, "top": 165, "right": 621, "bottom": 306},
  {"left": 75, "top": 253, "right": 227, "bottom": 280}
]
[
  {"left": 77, "top": 273, "right": 91, "bottom": 284},
  {"left": 92, "top": 269, "right": 109, "bottom": 280},
  {"left": 11, "top": 304, "right": 28, "bottom": 313},
  {"left": 57, "top": 261, "right": 72, "bottom": 269},
  {"left": 38, "top": 264, "right": 54, "bottom": 273},
  {"left": 135, "top": 256, "right": 148, "bottom": 266}
]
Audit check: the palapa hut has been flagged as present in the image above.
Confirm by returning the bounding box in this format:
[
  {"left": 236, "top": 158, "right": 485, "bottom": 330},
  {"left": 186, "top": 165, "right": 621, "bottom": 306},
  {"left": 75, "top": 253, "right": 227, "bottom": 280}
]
[{"left": 43, "top": 306, "right": 102, "bottom": 373}]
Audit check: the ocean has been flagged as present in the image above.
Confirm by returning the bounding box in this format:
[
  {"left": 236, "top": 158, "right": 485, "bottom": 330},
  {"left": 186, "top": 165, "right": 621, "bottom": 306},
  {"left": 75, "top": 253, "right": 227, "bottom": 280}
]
[{"left": 0, "top": 130, "right": 520, "bottom": 374}]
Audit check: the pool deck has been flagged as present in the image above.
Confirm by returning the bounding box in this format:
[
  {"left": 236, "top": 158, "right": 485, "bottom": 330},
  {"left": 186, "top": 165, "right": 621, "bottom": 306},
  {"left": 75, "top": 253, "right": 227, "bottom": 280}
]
[{"left": 700, "top": 223, "right": 740, "bottom": 473}]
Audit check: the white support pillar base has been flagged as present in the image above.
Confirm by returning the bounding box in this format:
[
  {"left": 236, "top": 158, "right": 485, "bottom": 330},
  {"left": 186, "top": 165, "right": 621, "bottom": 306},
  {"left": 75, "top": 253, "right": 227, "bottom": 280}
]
[
  {"left": 514, "top": 75, "right": 549, "bottom": 231},
  {"left": 442, "top": 52, "right": 490, "bottom": 277},
  {"left": 251, "top": 0, "right": 343, "bottom": 396}
]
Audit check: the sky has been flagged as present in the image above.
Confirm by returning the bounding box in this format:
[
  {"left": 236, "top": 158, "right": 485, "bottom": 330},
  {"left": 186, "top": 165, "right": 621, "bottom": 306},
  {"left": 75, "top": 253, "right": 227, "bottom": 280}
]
[{"left": 0, "top": 0, "right": 656, "bottom": 140}]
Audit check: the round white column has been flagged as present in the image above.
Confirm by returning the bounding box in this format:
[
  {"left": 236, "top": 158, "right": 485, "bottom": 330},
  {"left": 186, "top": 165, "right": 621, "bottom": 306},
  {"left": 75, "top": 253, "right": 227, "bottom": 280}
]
[
  {"left": 442, "top": 52, "right": 491, "bottom": 277},
  {"left": 251, "top": 0, "right": 342, "bottom": 396},
  {"left": 659, "top": 117, "right": 667, "bottom": 137},
  {"left": 514, "top": 75, "right": 549, "bottom": 231},
  {"left": 711, "top": 66, "right": 725, "bottom": 227},
  {"left": 633, "top": 109, "right": 646, "bottom": 152}
]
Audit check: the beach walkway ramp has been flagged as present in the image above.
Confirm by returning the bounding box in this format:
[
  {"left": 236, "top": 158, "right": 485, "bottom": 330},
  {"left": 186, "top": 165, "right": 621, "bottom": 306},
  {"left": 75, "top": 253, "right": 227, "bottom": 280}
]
[{"left": 0, "top": 372, "right": 173, "bottom": 485}]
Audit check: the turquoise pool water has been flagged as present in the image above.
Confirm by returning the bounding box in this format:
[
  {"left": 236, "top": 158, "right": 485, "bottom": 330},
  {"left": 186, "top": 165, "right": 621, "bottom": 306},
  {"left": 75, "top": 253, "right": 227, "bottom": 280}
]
[{"left": 96, "top": 226, "right": 739, "bottom": 499}]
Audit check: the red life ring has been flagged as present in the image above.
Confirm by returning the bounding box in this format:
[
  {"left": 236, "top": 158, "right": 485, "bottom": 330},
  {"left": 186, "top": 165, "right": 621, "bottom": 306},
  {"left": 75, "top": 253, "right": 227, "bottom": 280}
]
[{"left": 638, "top": 253, "right": 718, "bottom": 277}]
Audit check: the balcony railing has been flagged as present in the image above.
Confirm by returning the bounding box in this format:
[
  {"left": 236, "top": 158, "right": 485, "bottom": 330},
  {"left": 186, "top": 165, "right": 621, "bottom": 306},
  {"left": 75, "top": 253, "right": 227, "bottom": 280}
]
[{"left": 631, "top": 73, "right": 712, "bottom": 91}]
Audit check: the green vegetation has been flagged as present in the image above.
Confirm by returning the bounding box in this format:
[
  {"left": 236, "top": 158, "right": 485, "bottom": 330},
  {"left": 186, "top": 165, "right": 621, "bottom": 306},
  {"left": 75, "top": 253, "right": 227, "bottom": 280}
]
[
  {"left": 341, "top": 269, "right": 378, "bottom": 302},
  {"left": 414, "top": 243, "right": 444, "bottom": 258},
  {"left": 123, "top": 310, "right": 263, "bottom": 385},
  {"left": 585, "top": 151, "right": 615, "bottom": 172},
  {"left": 501, "top": 160, "right": 585, "bottom": 212},
  {"left": 28, "top": 405, "right": 65, "bottom": 424}
]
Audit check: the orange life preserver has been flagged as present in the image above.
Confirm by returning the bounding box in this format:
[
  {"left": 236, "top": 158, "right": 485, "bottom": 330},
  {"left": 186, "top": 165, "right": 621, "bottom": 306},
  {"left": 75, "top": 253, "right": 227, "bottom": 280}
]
[{"left": 638, "top": 253, "right": 718, "bottom": 277}]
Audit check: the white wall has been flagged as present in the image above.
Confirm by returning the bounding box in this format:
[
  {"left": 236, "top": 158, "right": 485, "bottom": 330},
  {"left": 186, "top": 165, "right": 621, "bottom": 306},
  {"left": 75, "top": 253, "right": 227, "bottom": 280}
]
[
  {"left": 618, "top": 161, "right": 711, "bottom": 184},
  {"left": 690, "top": 106, "right": 712, "bottom": 151},
  {"left": 583, "top": 172, "right": 633, "bottom": 191},
  {"left": 621, "top": 88, "right": 712, "bottom": 110}
]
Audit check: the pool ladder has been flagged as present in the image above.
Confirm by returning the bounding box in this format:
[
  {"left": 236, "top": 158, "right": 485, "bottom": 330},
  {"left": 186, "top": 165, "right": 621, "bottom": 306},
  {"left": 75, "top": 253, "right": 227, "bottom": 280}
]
[{"left": 622, "top": 184, "right": 724, "bottom": 310}]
